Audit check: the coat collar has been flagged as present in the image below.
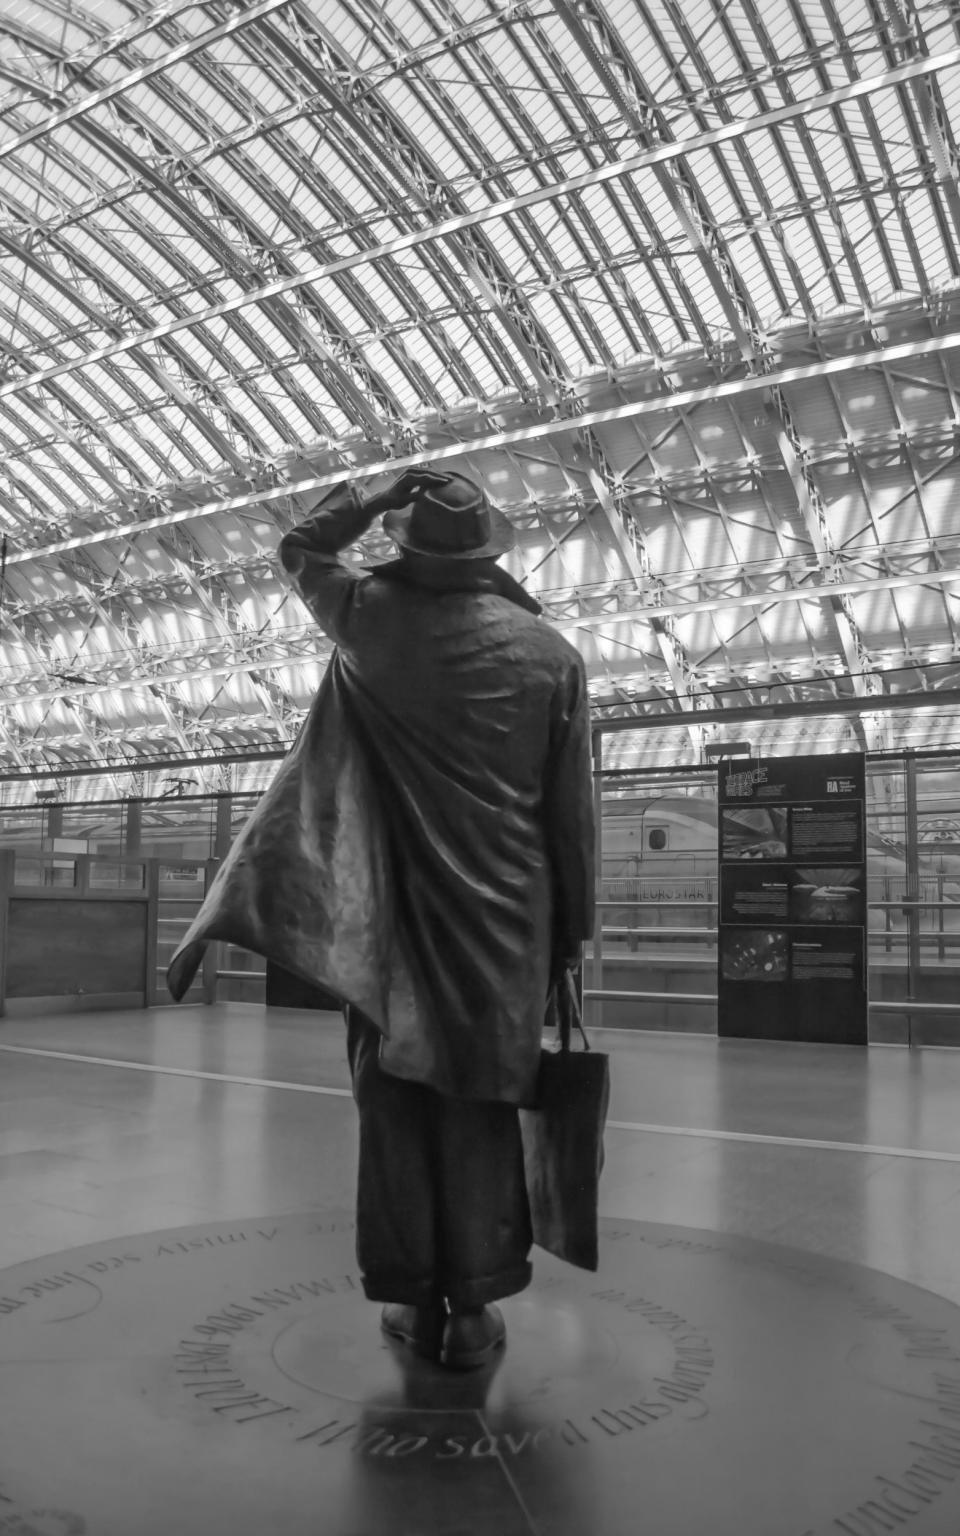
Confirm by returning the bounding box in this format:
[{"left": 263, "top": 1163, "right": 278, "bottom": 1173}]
[{"left": 365, "top": 557, "right": 542, "bottom": 616}]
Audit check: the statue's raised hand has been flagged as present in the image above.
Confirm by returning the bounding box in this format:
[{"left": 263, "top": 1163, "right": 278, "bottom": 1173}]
[{"left": 363, "top": 467, "right": 449, "bottom": 515}]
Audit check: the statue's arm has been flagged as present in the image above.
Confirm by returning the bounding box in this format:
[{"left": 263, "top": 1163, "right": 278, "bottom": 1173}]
[
  {"left": 543, "top": 655, "right": 596, "bottom": 977},
  {"left": 278, "top": 469, "right": 446, "bottom": 642},
  {"left": 278, "top": 483, "right": 377, "bottom": 643}
]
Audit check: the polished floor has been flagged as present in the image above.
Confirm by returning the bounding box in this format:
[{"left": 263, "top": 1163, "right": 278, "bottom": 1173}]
[
  {"left": 4, "top": 1005, "right": 960, "bottom": 1297},
  {"left": 4, "top": 1005, "right": 960, "bottom": 1534}
]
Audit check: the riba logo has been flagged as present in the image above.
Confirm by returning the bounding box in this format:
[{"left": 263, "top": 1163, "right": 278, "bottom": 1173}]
[{"left": 826, "top": 777, "right": 856, "bottom": 795}]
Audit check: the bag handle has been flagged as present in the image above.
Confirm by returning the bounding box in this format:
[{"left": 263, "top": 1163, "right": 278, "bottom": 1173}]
[{"left": 558, "top": 970, "right": 591, "bottom": 1054}]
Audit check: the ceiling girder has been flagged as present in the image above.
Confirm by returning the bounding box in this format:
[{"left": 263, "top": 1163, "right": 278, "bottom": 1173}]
[
  {"left": 3, "top": 5, "right": 960, "bottom": 774},
  {"left": 3, "top": 46, "right": 959, "bottom": 406},
  {"left": 0, "top": 0, "right": 298, "bottom": 163},
  {"left": 9, "top": 325, "right": 960, "bottom": 568}
]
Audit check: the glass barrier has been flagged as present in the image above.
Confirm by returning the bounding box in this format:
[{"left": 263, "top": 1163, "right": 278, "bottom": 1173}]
[
  {"left": 157, "top": 863, "right": 206, "bottom": 894},
  {"left": 13, "top": 857, "right": 78, "bottom": 888},
  {"left": 155, "top": 864, "right": 208, "bottom": 994},
  {"left": 88, "top": 860, "right": 147, "bottom": 891},
  {"left": 590, "top": 770, "right": 719, "bottom": 1031},
  {"left": 591, "top": 755, "right": 960, "bottom": 1040}
]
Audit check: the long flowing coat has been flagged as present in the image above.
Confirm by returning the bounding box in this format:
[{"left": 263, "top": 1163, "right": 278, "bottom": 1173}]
[{"left": 167, "top": 486, "right": 595, "bottom": 1106}]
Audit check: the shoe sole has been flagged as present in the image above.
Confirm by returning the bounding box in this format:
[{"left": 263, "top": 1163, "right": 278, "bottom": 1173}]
[
  {"left": 380, "top": 1320, "right": 442, "bottom": 1361},
  {"left": 441, "top": 1331, "right": 506, "bottom": 1371}
]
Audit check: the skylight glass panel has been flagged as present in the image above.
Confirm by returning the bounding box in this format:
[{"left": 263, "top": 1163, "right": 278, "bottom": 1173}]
[
  {"left": 131, "top": 419, "right": 192, "bottom": 476},
  {"left": 777, "top": 123, "right": 834, "bottom": 205},
  {"left": 844, "top": 106, "right": 883, "bottom": 182},
  {"left": 234, "top": 306, "right": 289, "bottom": 359},
  {"left": 519, "top": 291, "right": 584, "bottom": 371},
  {"left": 442, "top": 316, "right": 506, "bottom": 398},
  {"left": 575, "top": 185, "right": 633, "bottom": 259},
  {"left": 15, "top": 460, "right": 70, "bottom": 511},
  {"left": 93, "top": 221, "right": 172, "bottom": 296},
  {"left": 379, "top": 81, "right": 475, "bottom": 184},
  {"left": 213, "top": 168, "right": 279, "bottom": 235},
  {"left": 880, "top": 220, "right": 922, "bottom": 292},
  {"left": 661, "top": 254, "right": 722, "bottom": 340},
  {"left": 870, "top": 93, "right": 916, "bottom": 169},
  {"left": 134, "top": 85, "right": 211, "bottom": 151},
  {"left": 58, "top": 137, "right": 127, "bottom": 201},
  {"left": 810, "top": 129, "right": 855, "bottom": 196},
  {"left": 485, "top": 27, "right": 578, "bottom": 146},
  {"left": 363, "top": 0, "right": 428, "bottom": 51},
  {"left": 353, "top": 344, "right": 408, "bottom": 410},
  {"left": 168, "top": 414, "right": 218, "bottom": 463},
  {"left": 215, "top": 394, "right": 275, "bottom": 452},
  {"left": 831, "top": 0, "right": 875, "bottom": 50},
  {"left": 852, "top": 240, "right": 900, "bottom": 304},
  {"left": 318, "top": 0, "right": 379, "bottom": 59},
  {"left": 14, "top": 312, "right": 59, "bottom": 350},
  {"left": 310, "top": 144, "right": 382, "bottom": 225},
  {"left": 284, "top": 359, "right": 335, "bottom": 407},
  {"left": 62, "top": 230, "right": 138, "bottom": 300},
  {"left": 746, "top": 137, "right": 798, "bottom": 215},
  {"left": 205, "top": 326, "right": 262, "bottom": 375},
  {"left": 266, "top": 395, "right": 317, "bottom": 443},
  {"left": 331, "top": 264, "right": 403, "bottom": 328},
  {"left": 384, "top": 256, "right": 448, "bottom": 319},
  {"left": 3, "top": 165, "right": 63, "bottom": 225},
  {"left": 744, "top": 1, "right": 799, "bottom": 70},
  {"left": 563, "top": 276, "right": 623, "bottom": 360},
  {"left": 164, "top": 324, "right": 224, "bottom": 374},
  {"left": 278, "top": 180, "right": 339, "bottom": 240},
  {"left": 303, "top": 275, "right": 369, "bottom": 341},
  {"left": 82, "top": 364, "right": 143, "bottom": 414},
  {"left": 17, "top": 146, "right": 90, "bottom": 208},
  {"left": 394, "top": 329, "right": 453, "bottom": 395},
  {"left": 607, "top": 2, "right": 675, "bottom": 89},
  {"left": 0, "top": 407, "right": 30, "bottom": 447},
  {"left": 13, "top": 270, "right": 85, "bottom": 333},
  {"left": 902, "top": 189, "right": 950, "bottom": 281},
  {"left": 128, "top": 9, "right": 198, "bottom": 58},
  {"left": 120, "top": 194, "right": 181, "bottom": 248}
]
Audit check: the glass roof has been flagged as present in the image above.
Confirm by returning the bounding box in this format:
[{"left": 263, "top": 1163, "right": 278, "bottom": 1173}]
[{"left": 2, "top": 0, "right": 960, "bottom": 792}]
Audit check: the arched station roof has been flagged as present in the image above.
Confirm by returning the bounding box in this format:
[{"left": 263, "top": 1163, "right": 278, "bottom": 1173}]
[{"left": 2, "top": 0, "right": 960, "bottom": 795}]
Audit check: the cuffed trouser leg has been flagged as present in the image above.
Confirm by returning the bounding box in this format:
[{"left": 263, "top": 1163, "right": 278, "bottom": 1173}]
[
  {"left": 347, "top": 1009, "right": 440, "bottom": 1307},
  {"left": 430, "top": 1089, "right": 532, "bottom": 1310},
  {"left": 346, "top": 1009, "right": 532, "bottom": 1309}
]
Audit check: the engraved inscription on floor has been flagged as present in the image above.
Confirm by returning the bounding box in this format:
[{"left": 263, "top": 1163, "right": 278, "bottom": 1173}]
[{"left": 2, "top": 1214, "right": 960, "bottom": 1535}]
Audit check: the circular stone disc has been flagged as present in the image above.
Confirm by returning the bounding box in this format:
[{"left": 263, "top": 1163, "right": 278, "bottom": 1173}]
[{"left": 3, "top": 1214, "right": 960, "bottom": 1535}]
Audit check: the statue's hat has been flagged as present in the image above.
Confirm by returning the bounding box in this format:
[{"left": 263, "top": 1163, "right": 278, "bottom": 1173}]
[{"left": 383, "top": 472, "right": 515, "bottom": 560}]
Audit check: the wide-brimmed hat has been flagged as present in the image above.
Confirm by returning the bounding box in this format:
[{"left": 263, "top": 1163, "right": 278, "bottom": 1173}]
[{"left": 382, "top": 472, "right": 515, "bottom": 560}]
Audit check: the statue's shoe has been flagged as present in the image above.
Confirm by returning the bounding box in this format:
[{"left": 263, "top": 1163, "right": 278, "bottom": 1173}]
[
  {"left": 442, "top": 1304, "right": 506, "bottom": 1370},
  {"left": 380, "top": 1302, "right": 445, "bottom": 1361}
]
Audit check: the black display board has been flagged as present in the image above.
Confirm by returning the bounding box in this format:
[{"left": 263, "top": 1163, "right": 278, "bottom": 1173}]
[{"left": 717, "top": 753, "right": 867, "bottom": 1045}]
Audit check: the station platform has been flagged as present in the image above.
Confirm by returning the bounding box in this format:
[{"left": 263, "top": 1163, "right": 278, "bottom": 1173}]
[{"left": 3, "top": 1005, "right": 960, "bottom": 1534}]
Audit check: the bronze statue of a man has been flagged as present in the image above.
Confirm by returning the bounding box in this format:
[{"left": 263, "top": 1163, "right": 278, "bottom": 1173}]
[{"left": 168, "top": 468, "right": 595, "bottom": 1369}]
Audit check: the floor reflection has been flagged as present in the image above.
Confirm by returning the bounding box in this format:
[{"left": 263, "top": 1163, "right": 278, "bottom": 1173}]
[{"left": 338, "top": 1340, "right": 596, "bottom": 1536}]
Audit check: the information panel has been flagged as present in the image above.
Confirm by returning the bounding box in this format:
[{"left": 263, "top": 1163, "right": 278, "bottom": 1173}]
[{"left": 717, "top": 752, "right": 867, "bottom": 1044}]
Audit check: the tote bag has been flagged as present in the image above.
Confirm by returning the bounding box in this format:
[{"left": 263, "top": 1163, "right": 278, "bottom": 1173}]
[{"left": 519, "top": 972, "right": 610, "bottom": 1272}]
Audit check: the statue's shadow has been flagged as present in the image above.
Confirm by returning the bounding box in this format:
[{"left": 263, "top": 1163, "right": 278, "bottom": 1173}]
[
  {"left": 376, "top": 1334, "right": 507, "bottom": 1410},
  {"left": 274, "top": 1290, "right": 604, "bottom": 1530},
  {"left": 335, "top": 1335, "right": 594, "bottom": 1536}
]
